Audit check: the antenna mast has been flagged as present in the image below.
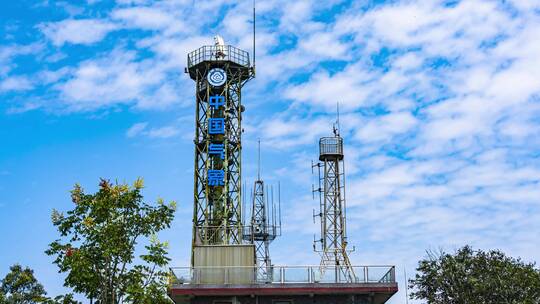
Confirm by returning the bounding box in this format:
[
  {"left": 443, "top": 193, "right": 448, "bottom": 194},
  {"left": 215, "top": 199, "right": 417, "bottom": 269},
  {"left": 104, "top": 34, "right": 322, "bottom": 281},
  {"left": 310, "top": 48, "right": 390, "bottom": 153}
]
[
  {"left": 243, "top": 139, "right": 281, "bottom": 282},
  {"left": 257, "top": 138, "right": 261, "bottom": 180},
  {"left": 333, "top": 102, "right": 341, "bottom": 136},
  {"left": 252, "top": 0, "right": 256, "bottom": 77}
]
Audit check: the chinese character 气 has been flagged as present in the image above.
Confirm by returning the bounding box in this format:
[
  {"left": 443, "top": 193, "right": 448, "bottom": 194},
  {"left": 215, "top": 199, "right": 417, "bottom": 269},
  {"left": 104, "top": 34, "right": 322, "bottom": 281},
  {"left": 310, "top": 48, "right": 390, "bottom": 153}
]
[
  {"left": 208, "top": 169, "right": 225, "bottom": 186},
  {"left": 209, "top": 143, "right": 225, "bottom": 159},
  {"left": 208, "top": 118, "right": 225, "bottom": 134},
  {"left": 209, "top": 95, "right": 225, "bottom": 108}
]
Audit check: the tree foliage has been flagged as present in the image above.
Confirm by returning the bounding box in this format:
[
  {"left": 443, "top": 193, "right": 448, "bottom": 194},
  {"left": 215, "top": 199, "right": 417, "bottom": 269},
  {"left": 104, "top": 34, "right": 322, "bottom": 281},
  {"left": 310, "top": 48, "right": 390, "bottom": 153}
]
[
  {"left": 409, "top": 246, "right": 540, "bottom": 304},
  {"left": 0, "top": 264, "right": 78, "bottom": 304},
  {"left": 45, "top": 178, "right": 176, "bottom": 304},
  {"left": 0, "top": 264, "right": 48, "bottom": 304}
]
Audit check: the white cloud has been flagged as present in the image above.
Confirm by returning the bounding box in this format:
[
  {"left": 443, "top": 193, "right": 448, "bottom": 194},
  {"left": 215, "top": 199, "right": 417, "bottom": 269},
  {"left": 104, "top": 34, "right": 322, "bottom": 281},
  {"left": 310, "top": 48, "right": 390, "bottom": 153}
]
[
  {"left": 355, "top": 111, "right": 417, "bottom": 143},
  {"left": 126, "top": 122, "right": 148, "bottom": 137},
  {"left": 0, "top": 44, "right": 42, "bottom": 77},
  {"left": 146, "top": 126, "right": 180, "bottom": 138},
  {"left": 55, "top": 49, "right": 184, "bottom": 111},
  {"left": 111, "top": 7, "right": 176, "bottom": 30},
  {"left": 298, "top": 31, "right": 349, "bottom": 59},
  {"left": 40, "top": 19, "right": 117, "bottom": 46},
  {"left": 256, "top": 115, "right": 335, "bottom": 149},
  {"left": 0, "top": 76, "right": 33, "bottom": 92},
  {"left": 126, "top": 122, "right": 180, "bottom": 139},
  {"left": 285, "top": 64, "right": 373, "bottom": 110}
]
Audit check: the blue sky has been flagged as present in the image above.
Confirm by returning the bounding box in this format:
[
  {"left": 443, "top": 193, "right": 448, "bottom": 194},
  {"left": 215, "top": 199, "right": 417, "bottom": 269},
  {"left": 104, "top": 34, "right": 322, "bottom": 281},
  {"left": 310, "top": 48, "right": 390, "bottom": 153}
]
[{"left": 1, "top": 0, "right": 540, "bottom": 303}]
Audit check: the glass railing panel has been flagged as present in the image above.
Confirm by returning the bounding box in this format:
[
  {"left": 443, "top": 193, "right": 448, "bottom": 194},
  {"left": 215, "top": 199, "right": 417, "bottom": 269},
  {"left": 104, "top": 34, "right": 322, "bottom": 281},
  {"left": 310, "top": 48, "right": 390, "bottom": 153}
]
[
  {"left": 366, "top": 266, "right": 393, "bottom": 283},
  {"left": 170, "top": 268, "right": 192, "bottom": 285},
  {"left": 314, "top": 266, "right": 338, "bottom": 283},
  {"left": 270, "top": 266, "right": 282, "bottom": 284},
  {"left": 283, "top": 267, "right": 310, "bottom": 283},
  {"left": 170, "top": 265, "right": 396, "bottom": 286}
]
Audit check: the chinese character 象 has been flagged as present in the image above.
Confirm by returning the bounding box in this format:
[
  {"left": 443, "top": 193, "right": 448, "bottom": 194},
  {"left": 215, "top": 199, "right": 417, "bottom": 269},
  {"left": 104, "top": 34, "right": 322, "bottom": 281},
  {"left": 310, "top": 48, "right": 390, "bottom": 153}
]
[
  {"left": 209, "top": 143, "right": 225, "bottom": 159},
  {"left": 209, "top": 95, "right": 225, "bottom": 108},
  {"left": 208, "top": 118, "right": 225, "bottom": 134},
  {"left": 208, "top": 169, "right": 225, "bottom": 186}
]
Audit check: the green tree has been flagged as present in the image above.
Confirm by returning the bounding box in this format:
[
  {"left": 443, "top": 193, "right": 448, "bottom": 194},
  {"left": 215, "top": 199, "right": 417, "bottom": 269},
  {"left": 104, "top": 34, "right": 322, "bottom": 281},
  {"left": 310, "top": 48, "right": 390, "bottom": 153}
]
[
  {"left": 0, "top": 264, "right": 77, "bottom": 304},
  {"left": 409, "top": 246, "right": 540, "bottom": 304},
  {"left": 45, "top": 178, "right": 176, "bottom": 304},
  {"left": 47, "top": 294, "right": 79, "bottom": 304},
  {"left": 0, "top": 264, "right": 48, "bottom": 304}
]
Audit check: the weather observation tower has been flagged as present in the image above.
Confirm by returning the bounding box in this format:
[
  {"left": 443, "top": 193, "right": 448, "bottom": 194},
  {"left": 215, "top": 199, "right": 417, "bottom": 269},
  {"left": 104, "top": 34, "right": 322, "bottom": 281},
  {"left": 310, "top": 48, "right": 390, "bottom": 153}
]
[
  {"left": 313, "top": 119, "right": 355, "bottom": 282},
  {"left": 187, "top": 35, "right": 254, "bottom": 266}
]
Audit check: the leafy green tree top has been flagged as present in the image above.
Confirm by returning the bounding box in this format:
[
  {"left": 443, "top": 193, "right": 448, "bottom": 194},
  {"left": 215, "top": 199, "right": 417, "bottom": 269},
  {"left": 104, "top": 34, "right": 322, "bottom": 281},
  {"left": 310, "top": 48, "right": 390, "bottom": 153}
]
[
  {"left": 0, "top": 264, "right": 79, "bottom": 304},
  {"left": 46, "top": 178, "right": 176, "bottom": 304},
  {"left": 0, "top": 264, "right": 48, "bottom": 304},
  {"left": 409, "top": 246, "right": 540, "bottom": 304}
]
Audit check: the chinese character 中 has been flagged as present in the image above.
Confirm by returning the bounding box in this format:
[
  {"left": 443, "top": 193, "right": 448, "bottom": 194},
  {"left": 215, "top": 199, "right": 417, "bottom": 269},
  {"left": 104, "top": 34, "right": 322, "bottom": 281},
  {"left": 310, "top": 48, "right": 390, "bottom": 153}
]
[
  {"left": 209, "top": 143, "right": 225, "bottom": 159},
  {"left": 208, "top": 169, "right": 225, "bottom": 186},
  {"left": 208, "top": 118, "right": 225, "bottom": 134},
  {"left": 209, "top": 95, "right": 225, "bottom": 108}
]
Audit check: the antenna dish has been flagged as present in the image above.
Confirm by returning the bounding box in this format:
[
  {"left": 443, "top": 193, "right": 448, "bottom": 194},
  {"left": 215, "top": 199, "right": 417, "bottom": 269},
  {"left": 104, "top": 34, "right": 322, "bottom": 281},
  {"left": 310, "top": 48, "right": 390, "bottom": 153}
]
[
  {"left": 214, "top": 35, "right": 225, "bottom": 47},
  {"left": 213, "top": 35, "right": 226, "bottom": 59}
]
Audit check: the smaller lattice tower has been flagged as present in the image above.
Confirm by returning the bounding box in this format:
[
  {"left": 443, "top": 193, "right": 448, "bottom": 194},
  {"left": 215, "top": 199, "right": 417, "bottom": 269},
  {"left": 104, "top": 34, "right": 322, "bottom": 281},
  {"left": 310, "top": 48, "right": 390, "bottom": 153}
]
[
  {"left": 243, "top": 139, "right": 281, "bottom": 282},
  {"left": 312, "top": 109, "right": 355, "bottom": 282}
]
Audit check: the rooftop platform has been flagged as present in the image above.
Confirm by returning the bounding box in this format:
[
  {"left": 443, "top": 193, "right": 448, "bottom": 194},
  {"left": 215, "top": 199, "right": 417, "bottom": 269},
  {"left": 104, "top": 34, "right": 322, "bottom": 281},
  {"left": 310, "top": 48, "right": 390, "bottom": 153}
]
[
  {"left": 186, "top": 45, "right": 252, "bottom": 81},
  {"left": 187, "top": 45, "right": 250, "bottom": 68},
  {"left": 319, "top": 136, "right": 344, "bottom": 161},
  {"left": 168, "top": 265, "right": 398, "bottom": 304}
]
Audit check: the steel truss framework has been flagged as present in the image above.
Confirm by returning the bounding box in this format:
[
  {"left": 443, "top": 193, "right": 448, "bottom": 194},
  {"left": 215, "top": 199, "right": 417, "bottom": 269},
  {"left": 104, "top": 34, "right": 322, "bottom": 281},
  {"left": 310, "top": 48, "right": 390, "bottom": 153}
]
[
  {"left": 243, "top": 179, "right": 279, "bottom": 282},
  {"left": 314, "top": 136, "right": 355, "bottom": 282},
  {"left": 190, "top": 59, "right": 252, "bottom": 261}
]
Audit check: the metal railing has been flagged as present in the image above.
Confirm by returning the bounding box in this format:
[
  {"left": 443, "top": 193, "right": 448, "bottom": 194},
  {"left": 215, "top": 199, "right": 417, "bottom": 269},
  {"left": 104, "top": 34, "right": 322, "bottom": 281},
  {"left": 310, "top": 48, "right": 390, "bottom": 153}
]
[
  {"left": 188, "top": 45, "right": 250, "bottom": 68},
  {"left": 319, "top": 137, "right": 344, "bottom": 157},
  {"left": 169, "top": 265, "right": 395, "bottom": 286}
]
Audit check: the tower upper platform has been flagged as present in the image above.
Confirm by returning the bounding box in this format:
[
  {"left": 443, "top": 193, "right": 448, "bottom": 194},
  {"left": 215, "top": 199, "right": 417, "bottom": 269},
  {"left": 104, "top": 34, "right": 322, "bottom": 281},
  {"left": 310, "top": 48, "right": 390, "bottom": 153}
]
[
  {"left": 319, "top": 136, "right": 344, "bottom": 161},
  {"left": 187, "top": 45, "right": 252, "bottom": 81}
]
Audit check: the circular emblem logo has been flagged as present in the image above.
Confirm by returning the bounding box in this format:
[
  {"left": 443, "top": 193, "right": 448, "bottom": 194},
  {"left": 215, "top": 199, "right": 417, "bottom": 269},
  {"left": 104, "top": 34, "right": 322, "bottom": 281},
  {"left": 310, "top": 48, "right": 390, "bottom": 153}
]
[{"left": 207, "top": 68, "right": 227, "bottom": 87}]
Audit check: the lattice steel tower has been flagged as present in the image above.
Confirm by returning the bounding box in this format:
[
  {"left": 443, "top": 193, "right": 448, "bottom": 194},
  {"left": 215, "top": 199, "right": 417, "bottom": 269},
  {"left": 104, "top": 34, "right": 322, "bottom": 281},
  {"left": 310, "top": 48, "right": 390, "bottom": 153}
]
[
  {"left": 187, "top": 37, "right": 253, "bottom": 263},
  {"left": 243, "top": 140, "right": 281, "bottom": 282},
  {"left": 313, "top": 119, "right": 355, "bottom": 282}
]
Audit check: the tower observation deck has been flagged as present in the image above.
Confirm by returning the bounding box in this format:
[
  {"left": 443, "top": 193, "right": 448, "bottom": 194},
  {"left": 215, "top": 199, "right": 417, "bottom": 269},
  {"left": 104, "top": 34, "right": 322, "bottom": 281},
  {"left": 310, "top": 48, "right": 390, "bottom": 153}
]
[{"left": 168, "top": 36, "right": 397, "bottom": 304}]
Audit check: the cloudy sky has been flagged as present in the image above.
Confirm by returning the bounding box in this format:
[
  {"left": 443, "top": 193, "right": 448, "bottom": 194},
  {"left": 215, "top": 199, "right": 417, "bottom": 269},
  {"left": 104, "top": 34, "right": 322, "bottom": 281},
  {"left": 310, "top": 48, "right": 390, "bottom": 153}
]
[{"left": 1, "top": 0, "right": 540, "bottom": 303}]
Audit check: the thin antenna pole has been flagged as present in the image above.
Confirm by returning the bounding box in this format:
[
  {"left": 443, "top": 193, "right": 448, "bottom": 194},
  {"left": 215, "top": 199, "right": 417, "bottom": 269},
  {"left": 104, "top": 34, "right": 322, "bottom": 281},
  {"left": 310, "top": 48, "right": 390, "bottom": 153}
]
[
  {"left": 278, "top": 181, "right": 281, "bottom": 232},
  {"left": 266, "top": 185, "right": 270, "bottom": 223},
  {"left": 257, "top": 138, "right": 261, "bottom": 180},
  {"left": 271, "top": 185, "right": 274, "bottom": 229},
  {"left": 337, "top": 102, "right": 340, "bottom": 135},
  {"left": 242, "top": 182, "right": 246, "bottom": 227},
  {"left": 404, "top": 267, "right": 410, "bottom": 304},
  {"left": 252, "top": 0, "right": 256, "bottom": 75},
  {"left": 273, "top": 198, "right": 276, "bottom": 234},
  {"left": 250, "top": 186, "right": 254, "bottom": 223}
]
